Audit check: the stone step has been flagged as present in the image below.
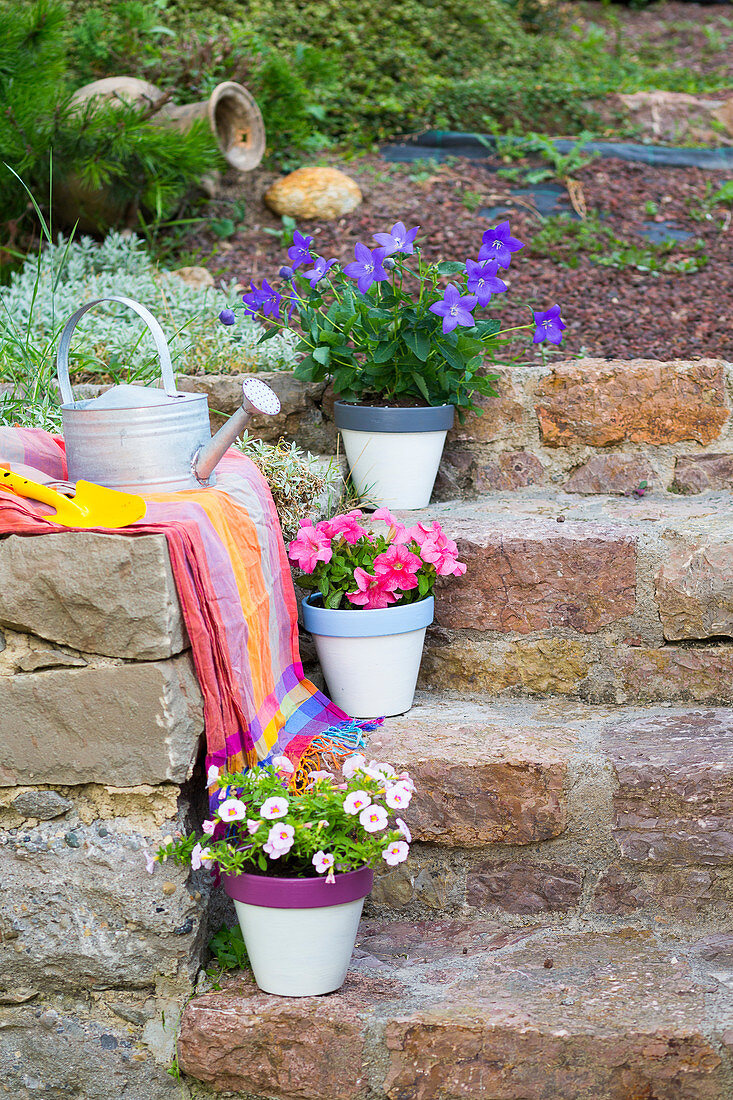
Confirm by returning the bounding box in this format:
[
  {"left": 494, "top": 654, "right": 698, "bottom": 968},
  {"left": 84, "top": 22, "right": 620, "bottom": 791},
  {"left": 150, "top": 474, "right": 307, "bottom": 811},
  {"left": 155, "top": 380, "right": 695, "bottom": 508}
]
[
  {"left": 394, "top": 492, "right": 733, "bottom": 705},
  {"left": 178, "top": 919, "right": 733, "bottom": 1099},
  {"left": 362, "top": 695, "right": 733, "bottom": 930},
  {"left": 178, "top": 358, "right": 733, "bottom": 497}
]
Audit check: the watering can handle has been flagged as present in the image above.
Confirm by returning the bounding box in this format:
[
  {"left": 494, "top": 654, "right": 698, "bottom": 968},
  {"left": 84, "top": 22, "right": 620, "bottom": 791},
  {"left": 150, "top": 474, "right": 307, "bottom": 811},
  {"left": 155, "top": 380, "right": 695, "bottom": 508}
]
[{"left": 56, "top": 296, "right": 177, "bottom": 406}]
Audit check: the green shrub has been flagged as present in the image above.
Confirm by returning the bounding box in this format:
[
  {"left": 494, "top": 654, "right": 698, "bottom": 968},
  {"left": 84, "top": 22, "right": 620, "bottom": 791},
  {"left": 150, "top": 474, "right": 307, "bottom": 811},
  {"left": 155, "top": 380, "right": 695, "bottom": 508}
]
[
  {"left": 0, "top": 0, "right": 219, "bottom": 242},
  {"left": 0, "top": 231, "right": 298, "bottom": 429}
]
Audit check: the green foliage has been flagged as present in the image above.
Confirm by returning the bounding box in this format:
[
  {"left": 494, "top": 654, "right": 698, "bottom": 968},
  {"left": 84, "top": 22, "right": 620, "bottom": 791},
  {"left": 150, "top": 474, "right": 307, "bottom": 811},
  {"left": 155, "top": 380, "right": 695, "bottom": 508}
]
[
  {"left": 158, "top": 759, "right": 413, "bottom": 878},
  {"left": 531, "top": 213, "right": 708, "bottom": 276},
  {"left": 0, "top": 0, "right": 219, "bottom": 242},
  {"left": 235, "top": 433, "right": 328, "bottom": 541},
  {"left": 0, "top": 228, "right": 298, "bottom": 430},
  {"left": 208, "top": 924, "right": 250, "bottom": 972}
]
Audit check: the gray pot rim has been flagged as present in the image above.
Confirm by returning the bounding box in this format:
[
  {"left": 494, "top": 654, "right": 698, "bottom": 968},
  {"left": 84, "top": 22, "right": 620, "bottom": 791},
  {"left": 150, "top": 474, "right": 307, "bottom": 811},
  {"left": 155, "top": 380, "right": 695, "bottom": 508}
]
[
  {"left": 333, "top": 401, "right": 454, "bottom": 433},
  {"left": 302, "top": 594, "right": 434, "bottom": 637}
]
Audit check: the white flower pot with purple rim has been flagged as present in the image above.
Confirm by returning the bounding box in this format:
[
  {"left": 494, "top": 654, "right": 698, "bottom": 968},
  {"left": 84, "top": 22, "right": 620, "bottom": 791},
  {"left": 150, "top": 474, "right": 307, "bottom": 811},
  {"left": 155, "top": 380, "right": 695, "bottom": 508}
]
[
  {"left": 222, "top": 867, "right": 373, "bottom": 996},
  {"left": 333, "top": 402, "right": 454, "bottom": 510},
  {"left": 302, "top": 594, "right": 434, "bottom": 718}
]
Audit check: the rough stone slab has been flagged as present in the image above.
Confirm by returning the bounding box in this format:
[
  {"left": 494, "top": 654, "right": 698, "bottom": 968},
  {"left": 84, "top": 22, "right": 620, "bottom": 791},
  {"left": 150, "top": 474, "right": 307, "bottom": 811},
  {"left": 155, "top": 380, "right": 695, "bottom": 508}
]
[
  {"left": 674, "top": 454, "right": 733, "bottom": 494},
  {"left": 602, "top": 709, "right": 733, "bottom": 866},
  {"left": 655, "top": 533, "right": 733, "bottom": 640},
  {"left": 419, "top": 633, "right": 591, "bottom": 696},
  {"left": 0, "top": 655, "right": 204, "bottom": 787},
  {"left": 593, "top": 864, "right": 733, "bottom": 922},
  {"left": 0, "top": 532, "right": 186, "bottom": 659},
  {"left": 473, "top": 450, "right": 546, "bottom": 491},
  {"left": 534, "top": 358, "right": 730, "bottom": 446},
  {"left": 448, "top": 378, "right": 526, "bottom": 444},
  {"left": 429, "top": 517, "right": 637, "bottom": 634},
  {"left": 179, "top": 982, "right": 376, "bottom": 1099},
  {"left": 0, "top": 1002, "right": 181, "bottom": 1100},
  {"left": 564, "top": 453, "right": 658, "bottom": 494},
  {"left": 180, "top": 921, "right": 728, "bottom": 1100},
  {"left": 467, "top": 860, "right": 583, "bottom": 913},
  {"left": 371, "top": 698, "right": 570, "bottom": 846},
  {"left": 613, "top": 645, "right": 733, "bottom": 704},
  {"left": 0, "top": 820, "right": 206, "bottom": 992}
]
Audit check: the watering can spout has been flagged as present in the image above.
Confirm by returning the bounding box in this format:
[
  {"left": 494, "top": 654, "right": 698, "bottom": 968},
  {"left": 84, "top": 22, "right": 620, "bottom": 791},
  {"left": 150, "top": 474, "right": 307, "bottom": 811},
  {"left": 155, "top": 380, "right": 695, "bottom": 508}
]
[{"left": 192, "top": 378, "right": 281, "bottom": 484}]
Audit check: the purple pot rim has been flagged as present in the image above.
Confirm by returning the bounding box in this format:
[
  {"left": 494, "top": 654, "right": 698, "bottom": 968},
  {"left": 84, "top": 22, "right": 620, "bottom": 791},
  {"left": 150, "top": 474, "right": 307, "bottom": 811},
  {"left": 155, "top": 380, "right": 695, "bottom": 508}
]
[{"left": 222, "top": 866, "right": 374, "bottom": 909}]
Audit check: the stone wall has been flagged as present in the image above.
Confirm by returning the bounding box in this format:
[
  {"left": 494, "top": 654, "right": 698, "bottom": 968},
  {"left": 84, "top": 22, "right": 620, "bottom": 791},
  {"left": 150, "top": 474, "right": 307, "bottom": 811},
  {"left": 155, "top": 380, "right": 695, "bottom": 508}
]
[
  {"left": 177, "top": 357, "right": 733, "bottom": 496},
  {"left": 0, "top": 531, "right": 211, "bottom": 1099}
]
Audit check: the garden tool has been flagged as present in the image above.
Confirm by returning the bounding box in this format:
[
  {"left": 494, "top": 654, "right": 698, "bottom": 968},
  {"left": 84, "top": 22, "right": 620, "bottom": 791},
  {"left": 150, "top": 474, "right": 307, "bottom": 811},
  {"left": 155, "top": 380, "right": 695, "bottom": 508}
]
[
  {"left": 56, "top": 296, "right": 282, "bottom": 494},
  {"left": 0, "top": 468, "right": 146, "bottom": 528}
]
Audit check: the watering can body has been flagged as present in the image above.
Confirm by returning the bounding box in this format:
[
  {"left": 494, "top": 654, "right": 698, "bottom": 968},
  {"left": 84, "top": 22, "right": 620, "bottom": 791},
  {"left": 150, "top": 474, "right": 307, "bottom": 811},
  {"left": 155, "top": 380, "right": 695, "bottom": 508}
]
[{"left": 56, "top": 297, "right": 280, "bottom": 494}]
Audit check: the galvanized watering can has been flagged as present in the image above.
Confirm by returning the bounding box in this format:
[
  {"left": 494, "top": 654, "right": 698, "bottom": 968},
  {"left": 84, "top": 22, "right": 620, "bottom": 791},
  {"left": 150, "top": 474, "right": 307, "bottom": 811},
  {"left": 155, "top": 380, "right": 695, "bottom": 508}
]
[{"left": 56, "top": 296, "right": 281, "bottom": 494}]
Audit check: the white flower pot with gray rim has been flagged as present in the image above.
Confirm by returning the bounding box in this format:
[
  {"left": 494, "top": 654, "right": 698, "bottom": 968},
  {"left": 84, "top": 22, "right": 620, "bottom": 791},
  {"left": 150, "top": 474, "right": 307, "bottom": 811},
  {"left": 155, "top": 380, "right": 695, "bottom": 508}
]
[
  {"left": 302, "top": 594, "right": 434, "bottom": 718},
  {"left": 333, "top": 402, "right": 454, "bottom": 510}
]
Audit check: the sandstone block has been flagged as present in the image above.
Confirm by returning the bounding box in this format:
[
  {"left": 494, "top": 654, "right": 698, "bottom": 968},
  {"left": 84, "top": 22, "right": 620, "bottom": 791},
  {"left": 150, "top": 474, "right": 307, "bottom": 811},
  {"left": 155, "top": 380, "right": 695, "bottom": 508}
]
[
  {"left": 467, "top": 860, "right": 582, "bottom": 913},
  {"left": 0, "top": 655, "right": 204, "bottom": 787},
  {"left": 384, "top": 931, "right": 722, "bottom": 1100},
  {"left": 179, "top": 980, "right": 369, "bottom": 1099},
  {"left": 433, "top": 518, "right": 636, "bottom": 633},
  {"left": 474, "top": 450, "right": 545, "bottom": 491},
  {"left": 673, "top": 453, "right": 733, "bottom": 493},
  {"left": 448, "top": 378, "right": 525, "bottom": 443},
  {"left": 0, "top": 532, "right": 185, "bottom": 659},
  {"left": 535, "top": 358, "right": 729, "bottom": 446},
  {"left": 170, "top": 265, "right": 214, "bottom": 289},
  {"left": 419, "top": 634, "right": 590, "bottom": 696},
  {"left": 617, "top": 90, "right": 733, "bottom": 145},
  {"left": 0, "top": 821, "right": 205, "bottom": 992},
  {"left": 655, "top": 534, "right": 733, "bottom": 640},
  {"left": 564, "top": 453, "right": 657, "bottom": 494},
  {"left": 372, "top": 699, "right": 569, "bottom": 846},
  {"left": 613, "top": 645, "right": 733, "bottom": 703},
  {"left": 602, "top": 708, "right": 733, "bottom": 866},
  {"left": 265, "top": 167, "right": 362, "bottom": 221}
]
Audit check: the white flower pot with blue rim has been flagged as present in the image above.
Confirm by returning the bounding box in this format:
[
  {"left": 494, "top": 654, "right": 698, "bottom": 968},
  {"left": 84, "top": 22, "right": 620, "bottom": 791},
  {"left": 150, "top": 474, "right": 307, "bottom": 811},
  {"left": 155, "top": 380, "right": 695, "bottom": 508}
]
[
  {"left": 302, "top": 594, "right": 434, "bottom": 717},
  {"left": 334, "top": 402, "right": 454, "bottom": 510}
]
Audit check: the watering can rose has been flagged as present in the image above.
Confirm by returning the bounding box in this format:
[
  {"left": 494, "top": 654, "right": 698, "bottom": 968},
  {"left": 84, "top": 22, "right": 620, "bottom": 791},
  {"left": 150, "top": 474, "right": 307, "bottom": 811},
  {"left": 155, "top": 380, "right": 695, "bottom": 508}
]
[{"left": 287, "top": 507, "right": 466, "bottom": 611}]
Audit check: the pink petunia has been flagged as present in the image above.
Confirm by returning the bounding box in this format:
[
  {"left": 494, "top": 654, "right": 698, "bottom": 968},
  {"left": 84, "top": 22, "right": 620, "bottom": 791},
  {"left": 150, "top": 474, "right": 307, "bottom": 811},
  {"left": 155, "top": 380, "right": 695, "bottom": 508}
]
[
  {"left": 342, "top": 753, "right": 366, "bottom": 779},
  {"left": 143, "top": 850, "right": 157, "bottom": 875},
  {"left": 201, "top": 819, "right": 216, "bottom": 835},
  {"left": 191, "top": 843, "right": 213, "bottom": 870},
  {"left": 318, "top": 510, "right": 367, "bottom": 545},
  {"left": 344, "top": 790, "right": 372, "bottom": 815},
  {"left": 347, "top": 567, "right": 399, "bottom": 609},
  {"left": 218, "top": 798, "right": 247, "bottom": 823},
  {"left": 266, "top": 822, "right": 295, "bottom": 856},
  {"left": 372, "top": 544, "right": 422, "bottom": 592},
  {"left": 271, "top": 754, "right": 295, "bottom": 775},
  {"left": 386, "top": 781, "right": 413, "bottom": 810},
  {"left": 395, "top": 817, "right": 412, "bottom": 843},
  {"left": 288, "top": 522, "right": 333, "bottom": 573},
  {"left": 419, "top": 524, "right": 466, "bottom": 576}
]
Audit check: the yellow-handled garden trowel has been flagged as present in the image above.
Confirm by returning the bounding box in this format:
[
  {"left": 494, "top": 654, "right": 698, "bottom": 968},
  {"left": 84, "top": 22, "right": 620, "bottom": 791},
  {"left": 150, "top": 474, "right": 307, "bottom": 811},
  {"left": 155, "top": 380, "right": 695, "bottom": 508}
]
[{"left": 0, "top": 468, "right": 146, "bottom": 528}]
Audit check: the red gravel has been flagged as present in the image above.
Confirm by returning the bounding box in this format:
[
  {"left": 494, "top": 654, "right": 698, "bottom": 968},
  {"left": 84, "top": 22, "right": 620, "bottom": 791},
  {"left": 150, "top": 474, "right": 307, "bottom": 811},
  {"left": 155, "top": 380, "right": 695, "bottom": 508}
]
[{"left": 202, "top": 151, "right": 732, "bottom": 364}]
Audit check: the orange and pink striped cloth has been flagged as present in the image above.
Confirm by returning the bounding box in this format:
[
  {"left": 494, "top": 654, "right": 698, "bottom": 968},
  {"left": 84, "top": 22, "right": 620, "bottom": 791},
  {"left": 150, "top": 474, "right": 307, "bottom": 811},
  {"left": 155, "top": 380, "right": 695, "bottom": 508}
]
[{"left": 0, "top": 427, "right": 373, "bottom": 786}]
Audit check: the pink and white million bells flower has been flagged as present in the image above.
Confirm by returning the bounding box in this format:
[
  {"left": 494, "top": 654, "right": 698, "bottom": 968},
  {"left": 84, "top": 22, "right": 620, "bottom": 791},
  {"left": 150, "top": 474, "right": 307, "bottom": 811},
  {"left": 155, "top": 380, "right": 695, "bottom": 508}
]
[{"left": 152, "top": 751, "right": 415, "bottom": 879}]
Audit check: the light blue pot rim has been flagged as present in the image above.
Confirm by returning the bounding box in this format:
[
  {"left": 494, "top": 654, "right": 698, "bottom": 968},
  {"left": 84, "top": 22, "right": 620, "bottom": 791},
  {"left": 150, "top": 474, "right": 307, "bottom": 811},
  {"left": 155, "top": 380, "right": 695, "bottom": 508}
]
[{"left": 302, "top": 594, "right": 434, "bottom": 638}]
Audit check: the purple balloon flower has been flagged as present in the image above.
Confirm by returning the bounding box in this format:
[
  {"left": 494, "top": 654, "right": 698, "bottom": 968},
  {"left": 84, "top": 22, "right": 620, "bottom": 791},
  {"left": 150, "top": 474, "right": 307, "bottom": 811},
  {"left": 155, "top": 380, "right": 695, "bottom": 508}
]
[
  {"left": 260, "top": 278, "right": 283, "bottom": 318},
  {"left": 478, "top": 221, "right": 524, "bottom": 268},
  {"left": 343, "top": 243, "right": 389, "bottom": 294},
  {"left": 429, "top": 283, "right": 478, "bottom": 335},
  {"left": 465, "top": 258, "right": 507, "bottom": 307},
  {"left": 281, "top": 287, "right": 302, "bottom": 323},
  {"left": 301, "top": 256, "right": 337, "bottom": 288},
  {"left": 533, "top": 304, "right": 567, "bottom": 345},
  {"left": 287, "top": 230, "right": 315, "bottom": 270},
  {"left": 219, "top": 308, "right": 236, "bottom": 326},
  {"left": 372, "top": 221, "right": 420, "bottom": 257},
  {"left": 241, "top": 281, "right": 269, "bottom": 317}
]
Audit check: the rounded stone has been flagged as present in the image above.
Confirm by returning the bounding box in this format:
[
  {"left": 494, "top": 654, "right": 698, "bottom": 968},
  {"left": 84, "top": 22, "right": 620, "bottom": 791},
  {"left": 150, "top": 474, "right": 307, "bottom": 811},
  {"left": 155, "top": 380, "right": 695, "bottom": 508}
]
[
  {"left": 264, "top": 167, "right": 362, "bottom": 221},
  {"left": 12, "top": 790, "right": 73, "bottom": 821}
]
